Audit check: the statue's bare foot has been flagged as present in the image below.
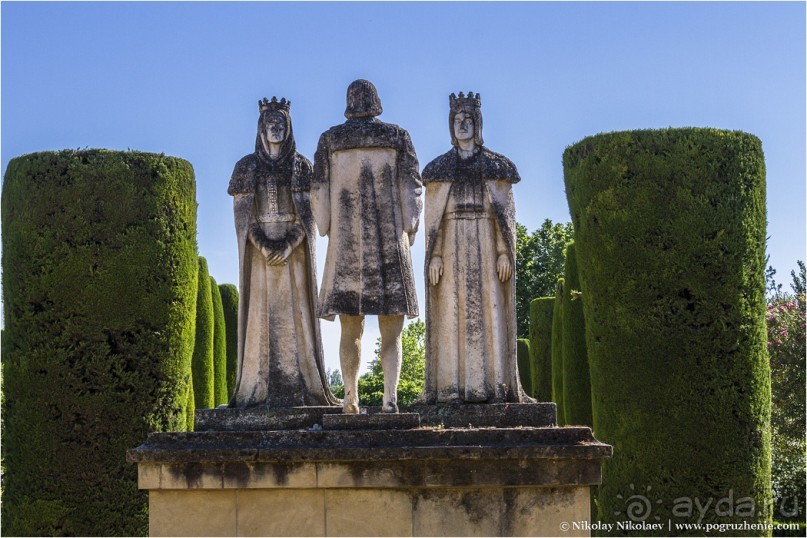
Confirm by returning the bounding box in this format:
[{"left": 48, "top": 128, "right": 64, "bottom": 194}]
[
  {"left": 343, "top": 401, "right": 360, "bottom": 414},
  {"left": 381, "top": 401, "right": 399, "bottom": 413}
]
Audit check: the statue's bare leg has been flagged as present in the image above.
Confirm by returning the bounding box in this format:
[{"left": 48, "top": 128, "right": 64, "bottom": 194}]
[
  {"left": 378, "top": 315, "right": 404, "bottom": 413},
  {"left": 339, "top": 315, "right": 364, "bottom": 414}
]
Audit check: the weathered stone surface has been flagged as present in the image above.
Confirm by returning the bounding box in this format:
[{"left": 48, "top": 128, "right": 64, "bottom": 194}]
[
  {"left": 128, "top": 426, "right": 611, "bottom": 464},
  {"left": 311, "top": 79, "right": 423, "bottom": 414},
  {"left": 195, "top": 405, "right": 342, "bottom": 431},
  {"left": 405, "top": 402, "right": 556, "bottom": 428},
  {"left": 421, "top": 91, "right": 531, "bottom": 404},
  {"left": 149, "top": 490, "right": 236, "bottom": 536},
  {"left": 228, "top": 97, "right": 339, "bottom": 408},
  {"left": 323, "top": 412, "right": 420, "bottom": 430}
]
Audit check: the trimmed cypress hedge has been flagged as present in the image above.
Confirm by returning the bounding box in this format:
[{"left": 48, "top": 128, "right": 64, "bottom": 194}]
[
  {"left": 529, "top": 297, "right": 555, "bottom": 402},
  {"left": 516, "top": 338, "right": 532, "bottom": 396},
  {"left": 551, "top": 278, "right": 566, "bottom": 425},
  {"left": 1, "top": 150, "right": 197, "bottom": 535},
  {"left": 564, "top": 128, "right": 770, "bottom": 533},
  {"left": 210, "top": 276, "right": 228, "bottom": 407},
  {"left": 218, "top": 283, "right": 239, "bottom": 399},
  {"left": 192, "top": 257, "right": 215, "bottom": 409},
  {"left": 185, "top": 374, "right": 195, "bottom": 432},
  {"left": 560, "top": 242, "right": 592, "bottom": 426}
]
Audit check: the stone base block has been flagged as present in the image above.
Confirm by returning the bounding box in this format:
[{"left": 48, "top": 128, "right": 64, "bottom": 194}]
[
  {"left": 322, "top": 412, "right": 420, "bottom": 430},
  {"left": 148, "top": 486, "right": 591, "bottom": 537},
  {"left": 405, "top": 403, "right": 557, "bottom": 428},
  {"left": 130, "top": 425, "right": 610, "bottom": 536}
]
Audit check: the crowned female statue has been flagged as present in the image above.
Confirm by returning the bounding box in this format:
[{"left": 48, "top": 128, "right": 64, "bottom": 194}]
[
  {"left": 228, "top": 97, "right": 340, "bottom": 408},
  {"left": 420, "top": 92, "right": 533, "bottom": 404}
]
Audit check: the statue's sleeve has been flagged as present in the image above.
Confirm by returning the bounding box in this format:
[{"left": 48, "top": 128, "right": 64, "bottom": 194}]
[
  {"left": 398, "top": 130, "right": 423, "bottom": 235},
  {"left": 311, "top": 133, "right": 331, "bottom": 236}
]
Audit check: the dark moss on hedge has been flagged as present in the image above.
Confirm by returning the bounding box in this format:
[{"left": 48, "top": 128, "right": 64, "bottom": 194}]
[
  {"left": 192, "top": 257, "right": 215, "bottom": 410},
  {"left": 210, "top": 276, "right": 228, "bottom": 407},
  {"left": 551, "top": 278, "right": 566, "bottom": 425},
  {"left": 564, "top": 128, "right": 770, "bottom": 533},
  {"left": 1, "top": 150, "right": 197, "bottom": 536},
  {"left": 516, "top": 338, "right": 532, "bottom": 396},
  {"left": 218, "top": 283, "right": 239, "bottom": 399},
  {"left": 529, "top": 297, "right": 555, "bottom": 402},
  {"left": 560, "top": 242, "right": 592, "bottom": 427}
]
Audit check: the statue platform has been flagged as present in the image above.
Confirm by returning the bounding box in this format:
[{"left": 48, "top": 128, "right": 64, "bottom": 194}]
[{"left": 129, "top": 403, "right": 611, "bottom": 537}]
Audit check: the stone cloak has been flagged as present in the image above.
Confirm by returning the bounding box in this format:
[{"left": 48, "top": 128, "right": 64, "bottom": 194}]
[
  {"left": 420, "top": 146, "right": 533, "bottom": 403},
  {"left": 312, "top": 118, "right": 422, "bottom": 320},
  {"left": 228, "top": 152, "right": 339, "bottom": 407}
]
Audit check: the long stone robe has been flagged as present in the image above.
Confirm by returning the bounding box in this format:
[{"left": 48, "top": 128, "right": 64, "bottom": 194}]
[
  {"left": 228, "top": 151, "right": 339, "bottom": 408},
  {"left": 421, "top": 146, "right": 533, "bottom": 403},
  {"left": 311, "top": 117, "right": 422, "bottom": 320}
]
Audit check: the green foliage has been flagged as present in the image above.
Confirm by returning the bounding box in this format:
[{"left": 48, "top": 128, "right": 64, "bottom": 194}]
[
  {"left": 358, "top": 319, "right": 425, "bottom": 406},
  {"left": 551, "top": 278, "right": 566, "bottom": 425},
  {"left": 560, "top": 242, "right": 592, "bottom": 426},
  {"left": 516, "top": 338, "right": 532, "bottom": 395},
  {"left": 564, "top": 128, "right": 771, "bottom": 533},
  {"left": 185, "top": 373, "right": 195, "bottom": 432},
  {"left": 209, "top": 276, "right": 228, "bottom": 406},
  {"left": 1, "top": 150, "right": 197, "bottom": 535},
  {"left": 218, "top": 283, "right": 239, "bottom": 400},
  {"left": 767, "top": 263, "right": 806, "bottom": 521},
  {"left": 529, "top": 297, "right": 554, "bottom": 402},
  {"left": 192, "top": 257, "right": 215, "bottom": 409},
  {"left": 515, "top": 219, "right": 575, "bottom": 338}
]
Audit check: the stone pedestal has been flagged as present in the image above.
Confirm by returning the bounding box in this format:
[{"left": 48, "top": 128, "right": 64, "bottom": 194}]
[{"left": 128, "top": 404, "right": 611, "bottom": 537}]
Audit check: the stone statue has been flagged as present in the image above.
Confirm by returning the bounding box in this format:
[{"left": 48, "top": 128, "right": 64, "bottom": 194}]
[
  {"left": 228, "top": 97, "right": 340, "bottom": 408},
  {"left": 312, "top": 79, "right": 422, "bottom": 414},
  {"left": 420, "top": 92, "right": 533, "bottom": 404}
]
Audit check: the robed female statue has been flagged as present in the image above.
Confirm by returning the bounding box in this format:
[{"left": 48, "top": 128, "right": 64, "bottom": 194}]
[
  {"left": 228, "top": 97, "right": 340, "bottom": 408},
  {"left": 420, "top": 92, "right": 533, "bottom": 404}
]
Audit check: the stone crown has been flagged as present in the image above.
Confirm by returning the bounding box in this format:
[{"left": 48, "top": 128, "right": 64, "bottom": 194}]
[
  {"left": 259, "top": 96, "right": 291, "bottom": 114},
  {"left": 449, "top": 91, "right": 481, "bottom": 112}
]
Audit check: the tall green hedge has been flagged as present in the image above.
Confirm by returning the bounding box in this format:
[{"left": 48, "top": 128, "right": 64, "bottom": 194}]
[
  {"left": 564, "top": 128, "right": 770, "bottom": 533},
  {"left": 210, "top": 276, "right": 227, "bottom": 407},
  {"left": 1, "top": 150, "right": 197, "bottom": 536},
  {"left": 218, "top": 283, "right": 239, "bottom": 400},
  {"left": 561, "top": 242, "right": 592, "bottom": 426},
  {"left": 529, "top": 297, "right": 555, "bottom": 402},
  {"left": 192, "top": 257, "right": 215, "bottom": 409},
  {"left": 516, "top": 338, "right": 532, "bottom": 396},
  {"left": 551, "top": 278, "right": 566, "bottom": 425}
]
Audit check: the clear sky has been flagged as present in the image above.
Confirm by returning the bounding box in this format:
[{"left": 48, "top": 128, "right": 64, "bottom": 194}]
[{"left": 3, "top": 1, "right": 805, "bottom": 373}]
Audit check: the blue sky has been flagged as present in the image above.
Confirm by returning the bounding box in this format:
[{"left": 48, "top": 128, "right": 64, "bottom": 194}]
[{"left": 3, "top": 1, "right": 805, "bottom": 372}]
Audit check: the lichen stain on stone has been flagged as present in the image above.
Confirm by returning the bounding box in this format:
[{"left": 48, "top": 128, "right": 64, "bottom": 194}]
[
  {"left": 269, "top": 461, "right": 293, "bottom": 486},
  {"left": 172, "top": 462, "right": 206, "bottom": 489},
  {"left": 226, "top": 461, "right": 251, "bottom": 488}
]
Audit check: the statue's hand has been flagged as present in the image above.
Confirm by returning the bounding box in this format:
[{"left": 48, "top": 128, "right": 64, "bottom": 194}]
[
  {"left": 497, "top": 254, "right": 512, "bottom": 282},
  {"left": 429, "top": 256, "right": 443, "bottom": 286},
  {"left": 266, "top": 243, "right": 292, "bottom": 265}
]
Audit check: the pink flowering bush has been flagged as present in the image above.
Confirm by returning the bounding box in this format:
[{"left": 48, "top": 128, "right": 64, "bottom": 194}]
[{"left": 767, "top": 263, "right": 806, "bottom": 521}]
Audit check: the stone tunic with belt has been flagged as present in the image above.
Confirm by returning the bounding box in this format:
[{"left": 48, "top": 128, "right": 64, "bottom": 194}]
[
  {"left": 421, "top": 146, "right": 533, "bottom": 404},
  {"left": 311, "top": 117, "right": 422, "bottom": 320}
]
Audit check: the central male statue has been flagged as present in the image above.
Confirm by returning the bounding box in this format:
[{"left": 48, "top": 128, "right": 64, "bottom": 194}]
[{"left": 312, "top": 79, "right": 422, "bottom": 414}]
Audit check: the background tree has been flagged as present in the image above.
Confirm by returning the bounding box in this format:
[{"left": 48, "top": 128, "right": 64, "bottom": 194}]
[
  {"left": 767, "top": 261, "right": 806, "bottom": 522},
  {"left": 515, "top": 219, "right": 574, "bottom": 338},
  {"left": 1, "top": 150, "right": 196, "bottom": 535},
  {"left": 217, "top": 283, "right": 239, "bottom": 400},
  {"left": 356, "top": 319, "right": 426, "bottom": 406},
  {"left": 191, "top": 257, "right": 215, "bottom": 409},
  {"left": 209, "top": 276, "right": 228, "bottom": 406}
]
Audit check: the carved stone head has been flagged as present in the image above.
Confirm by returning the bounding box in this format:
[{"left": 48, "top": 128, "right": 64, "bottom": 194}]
[
  {"left": 255, "top": 97, "right": 296, "bottom": 162},
  {"left": 449, "top": 92, "right": 484, "bottom": 148},
  {"left": 345, "top": 79, "right": 383, "bottom": 119}
]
